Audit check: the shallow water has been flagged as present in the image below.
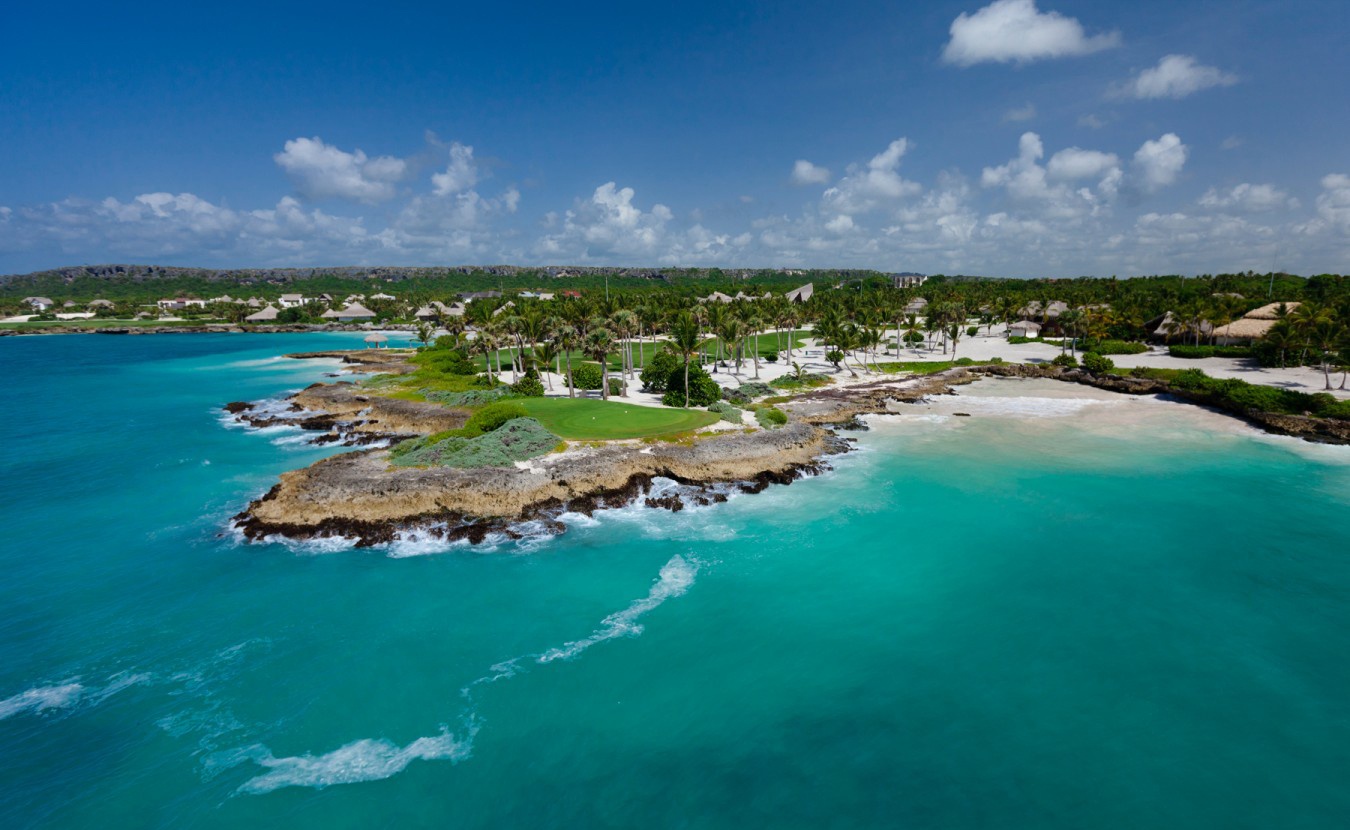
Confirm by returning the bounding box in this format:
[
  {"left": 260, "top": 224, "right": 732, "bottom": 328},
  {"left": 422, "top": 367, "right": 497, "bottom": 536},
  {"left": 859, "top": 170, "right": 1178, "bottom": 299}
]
[{"left": 2, "top": 335, "right": 1349, "bottom": 828}]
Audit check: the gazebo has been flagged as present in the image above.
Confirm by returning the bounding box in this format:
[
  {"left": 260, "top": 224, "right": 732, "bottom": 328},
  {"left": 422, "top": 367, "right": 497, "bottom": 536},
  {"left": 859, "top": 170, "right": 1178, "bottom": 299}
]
[{"left": 363, "top": 333, "right": 389, "bottom": 349}]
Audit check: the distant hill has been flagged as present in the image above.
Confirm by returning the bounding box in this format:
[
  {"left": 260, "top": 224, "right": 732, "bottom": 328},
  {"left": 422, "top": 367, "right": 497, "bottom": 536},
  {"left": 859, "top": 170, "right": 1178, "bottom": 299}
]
[{"left": 0, "top": 264, "right": 887, "bottom": 302}]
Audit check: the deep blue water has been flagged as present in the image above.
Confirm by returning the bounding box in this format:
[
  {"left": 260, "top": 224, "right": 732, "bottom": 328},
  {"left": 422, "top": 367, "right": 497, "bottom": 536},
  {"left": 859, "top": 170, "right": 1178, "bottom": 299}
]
[{"left": 2, "top": 332, "right": 1349, "bottom": 829}]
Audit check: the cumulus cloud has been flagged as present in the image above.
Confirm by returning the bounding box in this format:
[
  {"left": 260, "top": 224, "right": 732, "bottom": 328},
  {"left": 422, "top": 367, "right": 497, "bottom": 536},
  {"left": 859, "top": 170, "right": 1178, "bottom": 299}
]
[
  {"left": 982, "top": 132, "right": 1121, "bottom": 218},
  {"left": 791, "top": 160, "right": 831, "bottom": 185},
  {"left": 1047, "top": 148, "right": 1120, "bottom": 181},
  {"left": 431, "top": 143, "right": 480, "bottom": 196},
  {"left": 3, "top": 192, "right": 369, "bottom": 263},
  {"left": 942, "top": 0, "right": 1120, "bottom": 67},
  {"left": 1130, "top": 133, "right": 1188, "bottom": 193},
  {"left": 1199, "top": 183, "right": 1297, "bottom": 212},
  {"left": 1002, "top": 103, "right": 1037, "bottom": 122},
  {"left": 1117, "top": 54, "right": 1238, "bottom": 100},
  {"left": 1220, "top": 136, "right": 1244, "bottom": 151},
  {"left": 1314, "top": 173, "right": 1350, "bottom": 233},
  {"left": 822, "top": 139, "right": 921, "bottom": 215},
  {"left": 273, "top": 137, "right": 407, "bottom": 203}
]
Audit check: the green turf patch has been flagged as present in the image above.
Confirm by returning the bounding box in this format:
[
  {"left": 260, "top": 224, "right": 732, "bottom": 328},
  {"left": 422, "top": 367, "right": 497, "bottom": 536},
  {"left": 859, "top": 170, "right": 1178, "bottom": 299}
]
[
  {"left": 518, "top": 397, "right": 719, "bottom": 440},
  {"left": 390, "top": 417, "right": 561, "bottom": 468}
]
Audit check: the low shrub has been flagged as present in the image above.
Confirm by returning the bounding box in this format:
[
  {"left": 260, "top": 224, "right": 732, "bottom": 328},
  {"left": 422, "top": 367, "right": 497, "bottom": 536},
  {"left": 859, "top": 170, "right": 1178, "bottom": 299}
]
[
  {"left": 1007, "top": 336, "right": 1042, "bottom": 345},
  {"left": 662, "top": 364, "right": 722, "bottom": 407},
  {"left": 461, "top": 401, "right": 530, "bottom": 437},
  {"left": 722, "top": 387, "right": 750, "bottom": 405},
  {"left": 755, "top": 406, "right": 788, "bottom": 428},
  {"left": 989, "top": 357, "right": 1005, "bottom": 365},
  {"left": 608, "top": 377, "right": 624, "bottom": 397},
  {"left": 770, "top": 372, "right": 830, "bottom": 389},
  {"left": 708, "top": 401, "right": 744, "bottom": 423},
  {"left": 510, "top": 374, "right": 545, "bottom": 397},
  {"left": 764, "top": 353, "right": 778, "bottom": 363},
  {"left": 737, "top": 381, "right": 775, "bottom": 399},
  {"left": 825, "top": 349, "right": 845, "bottom": 366},
  {"left": 1091, "top": 340, "right": 1149, "bottom": 355},
  {"left": 391, "top": 418, "right": 560, "bottom": 468},
  {"left": 640, "top": 350, "right": 680, "bottom": 392},
  {"left": 1051, "top": 353, "right": 1079, "bottom": 368},
  {"left": 422, "top": 387, "right": 515, "bottom": 407},
  {"left": 954, "top": 357, "right": 974, "bottom": 366},
  {"left": 1169, "top": 344, "right": 1255, "bottom": 359},
  {"left": 966, "top": 326, "right": 980, "bottom": 337},
  {"left": 569, "top": 363, "right": 604, "bottom": 390},
  {"left": 1082, "top": 352, "right": 1115, "bottom": 374}
]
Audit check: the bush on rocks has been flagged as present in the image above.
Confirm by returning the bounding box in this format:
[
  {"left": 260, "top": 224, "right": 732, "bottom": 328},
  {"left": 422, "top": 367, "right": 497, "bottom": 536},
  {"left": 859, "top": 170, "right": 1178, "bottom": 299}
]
[
  {"left": 707, "top": 401, "right": 744, "bottom": 423},
  {"left": 737, "top": 381, "right": 774, "bottom": 399},
  {"left": 391, "top": 418, "right": 560, "bottom": 468},
  {"left": 1051, "top": 353, "right": 1079, "bottom": 368},
  {"left": 755, "top": 406, "right": 788, "bottom": 428},
  {"left": 1082, "top": 352, "right": 1115, "bottom": 374}
]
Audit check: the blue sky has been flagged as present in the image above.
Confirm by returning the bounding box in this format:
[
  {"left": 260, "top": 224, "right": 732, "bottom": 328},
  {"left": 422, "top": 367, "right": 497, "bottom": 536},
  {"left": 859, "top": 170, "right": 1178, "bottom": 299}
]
[{"left": 2, "top": 0, "right": 1347, "bottom": 276}]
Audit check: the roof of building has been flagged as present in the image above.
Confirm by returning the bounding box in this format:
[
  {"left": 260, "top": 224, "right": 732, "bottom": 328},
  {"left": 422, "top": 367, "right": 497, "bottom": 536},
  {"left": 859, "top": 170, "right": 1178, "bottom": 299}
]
[
  {"left": 245, "top": 305, "right": 279, "bottom": 322},
  {"left": 785, "top": 283, "right": 814, "bottom": 303},
  {"left": 1211, "top": 318, "right": 1277, "bottom": 340},
  {"left": 1243, "top": 301, "right": 1301, "bottom": 320}
]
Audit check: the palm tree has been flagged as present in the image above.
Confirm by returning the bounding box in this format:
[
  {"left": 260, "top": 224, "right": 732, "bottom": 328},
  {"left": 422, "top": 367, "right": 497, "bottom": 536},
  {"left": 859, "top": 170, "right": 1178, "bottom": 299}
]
[
  {"left": 535, "top": 339, "right": 560, "bottom": 391},
  {"left": 610, "top": 309, "right": 638, "bottom": 380},
  {"left": 1308, "top": 318, "right": 1347, "bottom": 390},
  {"left": 554, "top": 323, "right": 580, "bottom": 398},
  {"left": 668, "top": 312, "right": 703, "bottom": 408},
  {"left": 583, "top": 326, "right": 618, "bottom": 399}
]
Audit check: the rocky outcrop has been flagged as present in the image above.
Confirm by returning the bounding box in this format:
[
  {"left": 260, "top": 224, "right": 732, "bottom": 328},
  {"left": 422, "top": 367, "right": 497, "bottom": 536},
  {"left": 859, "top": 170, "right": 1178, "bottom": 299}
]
[
  {"left": 284, "top": 349, "right": 416, "bottom": 375},
  {"left": 782, "top": 370, "right": 975, "bottom": 424},
  {"left": 226, "top": 382, "right": 467, "bottom": 445},
  {"left": 234, "top": 422, "right": 844, "bottom": 546}
]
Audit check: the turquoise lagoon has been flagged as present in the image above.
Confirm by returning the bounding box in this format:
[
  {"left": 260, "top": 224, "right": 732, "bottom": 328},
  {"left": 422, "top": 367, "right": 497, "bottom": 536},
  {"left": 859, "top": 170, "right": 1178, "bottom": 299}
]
[{"left": 2, "top": 332, "right": 1349, "bottom": 828}]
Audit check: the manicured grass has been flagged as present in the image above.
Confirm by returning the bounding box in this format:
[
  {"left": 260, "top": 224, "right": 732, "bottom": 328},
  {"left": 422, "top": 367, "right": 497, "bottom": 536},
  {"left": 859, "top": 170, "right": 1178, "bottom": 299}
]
[
  {"left": 518, "top": 397, "right": 718, "bottom": 440},
  {"left": 875, "top": 361, "right": 959, "bottom": 375}
]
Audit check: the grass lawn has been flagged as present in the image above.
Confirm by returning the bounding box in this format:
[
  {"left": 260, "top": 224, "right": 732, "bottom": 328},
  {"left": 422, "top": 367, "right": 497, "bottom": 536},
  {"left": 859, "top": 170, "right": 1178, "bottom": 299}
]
[{"left": 518, "top": 397, "right": 718, "bottom": 440}]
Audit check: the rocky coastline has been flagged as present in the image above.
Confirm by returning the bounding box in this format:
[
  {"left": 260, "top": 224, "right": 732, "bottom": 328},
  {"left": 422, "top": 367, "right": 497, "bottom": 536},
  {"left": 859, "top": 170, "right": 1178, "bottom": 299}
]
[
  {"left": 225, "top": 358, "right": 1348, "bottom": 549},
  {"left": 0, "top": 323, "right": 421, "bottom": 337}
]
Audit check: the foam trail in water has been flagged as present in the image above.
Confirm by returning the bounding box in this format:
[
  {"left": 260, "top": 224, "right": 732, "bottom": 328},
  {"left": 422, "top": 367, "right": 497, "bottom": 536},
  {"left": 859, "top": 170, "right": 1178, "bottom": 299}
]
[
  {"left": 0, "top": 682, "right": 84, "bottom": 720},
  {"left": 234, "top": 725, "right": 476, "bottom": 794},
  {"left": 232, "top": 554, "right": 698, "bottom": 793},
  {"left": 539, "top": 555, "right": 698, "bottom": 663}
]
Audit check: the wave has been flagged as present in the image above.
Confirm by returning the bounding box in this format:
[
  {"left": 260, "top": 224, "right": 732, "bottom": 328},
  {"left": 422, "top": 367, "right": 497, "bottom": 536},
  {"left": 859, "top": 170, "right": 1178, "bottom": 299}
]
[
  {"left": 231, "top": 727, "right": 476, "bottom": 794},
  {"left": 0, "top": 671, "right": 152, "bottom": 721},
  {"left": 538, "top": 555, "right": 698, "bottom": 663},
  {"left": 228, "top": 554, "right": 700, "bottom": 794},
  {"left": 0, "top": 682, "right": 84, "bottom": 720}
]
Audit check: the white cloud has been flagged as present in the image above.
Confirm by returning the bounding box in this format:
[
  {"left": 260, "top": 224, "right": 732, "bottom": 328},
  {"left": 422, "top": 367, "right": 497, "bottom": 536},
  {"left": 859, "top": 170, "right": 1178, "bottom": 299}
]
[
  {"left": 1314, "top": 173, "right": 1350, "bottom": 233},
  {"left": 534, "top": 182, "right": 675, "bottom": 260},
  {"left": 1119, "top": 54, "right": 1237, "bottom": 100},
  {"left": 825, "top": 214, "right": 855, "bottom": 233},
  {"left": 942, "top": 0, "right": 1120, "bottom": 67},
  {"left": 273, "top": 137, "right": 407, "bottom": 203},
  {"left": 790, "top": 160, "right": 831, "bottom": 185},
  {"left": 431, "top": 143, "right": 480, "bottom": 196},
  {"left": 1220, "top": 136, "right": 1244, "bottom": 151},
  {"left": 1047, "top": 147, "right": 1120, "bottom": 180},
  {"left": 1131, "top": 133, "right": 1188, "bottom": 193},
  {"left": 822, "top": 138, "right": 921, "bottom": 214},
  {"left": 1199, "top": 183, "right": 1297, "bottom": 212},
  {"left": 1002, "top": 102, "right": 1037, "bottom": 122},
  {"left": 1077, "top": 114, "right": 1107, "bottom": 129}
]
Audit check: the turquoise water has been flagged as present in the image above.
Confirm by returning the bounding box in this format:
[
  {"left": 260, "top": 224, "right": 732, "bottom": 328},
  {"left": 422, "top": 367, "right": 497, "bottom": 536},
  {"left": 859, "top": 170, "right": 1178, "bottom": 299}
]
[{"left": 3, "top": 333, "right": 1350, "bottom": 829}]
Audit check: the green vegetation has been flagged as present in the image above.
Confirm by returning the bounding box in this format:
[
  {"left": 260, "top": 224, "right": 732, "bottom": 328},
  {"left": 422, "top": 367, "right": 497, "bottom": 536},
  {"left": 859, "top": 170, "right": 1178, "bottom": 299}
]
[
  {"left": 876, "top": 361, "right": 959, "bottom": 375},
  {"left": 661, "top": 364, "right": 721, "bottom": 408},
  {"left": 754, "top": 406, "right": 788, "bottom": 428},
  {"left": 1123, "top": 367, "right": 1350, "bottom": 420},
  {"left": 1089, "top": 339, "right": 1150, "bottom": 355},
  {"left": 707, "top": 401, "right": 745, "bottom": 423},
  {"left": 1082, "top": 352, "right": 1115, "bottom": 373},
  {"left": 390, "top": 418, "right": 561, "bottom": 468},
  {"left": 517, "top": 397, "right": 718, "bottom": 440},
  {"left": 1168, "top": 345, "right": 1254, "bottom": 359},
  {"left": 1051, "top": 353, "right": 1079, "bottom": 368}
]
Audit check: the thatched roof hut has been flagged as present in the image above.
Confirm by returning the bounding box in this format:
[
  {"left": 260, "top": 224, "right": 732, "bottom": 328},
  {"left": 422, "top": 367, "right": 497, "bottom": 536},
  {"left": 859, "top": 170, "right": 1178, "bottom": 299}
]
[
  {"left": 363, "top": 333, "right": 389, "bottom": 349},
  {"left": 1242, "top": 301, "right": 1301, "bottom": 320},
  {"left": 1008, "top": 319, "right": 1041, "bottom": 337},
  {"left": 1212, "top": 318, "right": 1277, "bottom": 343},
  {"left": 785, "top": 283, "right": 814, "bottom": 303},
  {"left": 245, "top": 305, "right": 279, "bottom": 322}
]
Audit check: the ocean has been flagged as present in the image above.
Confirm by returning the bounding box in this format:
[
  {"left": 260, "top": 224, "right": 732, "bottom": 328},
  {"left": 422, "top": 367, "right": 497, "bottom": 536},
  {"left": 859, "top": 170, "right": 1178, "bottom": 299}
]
[{"left": 2, "top": 332, "right": 1349, "bottom": 828}]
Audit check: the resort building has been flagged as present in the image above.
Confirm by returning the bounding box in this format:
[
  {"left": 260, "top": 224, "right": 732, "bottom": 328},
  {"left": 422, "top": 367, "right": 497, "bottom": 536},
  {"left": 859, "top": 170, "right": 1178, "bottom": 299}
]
[
  {"left": 156, "top": 297, "right": 207, "bottom": 311},
  {"left": 699, "top": 291, "right": 735, "bottom": 304},
  {"left": 277, "top": 294, "right": 307, "bottom": 308},
  {"left": 903, "top": 297, "right": 928, "bottom": 315},
  {"left": 321, "top": 303, "right": 376, "bottom": 322},
  {"left": 23, "top": 297, "right": 55, "bottom": 311},
  {"left": 1008, "top": 320, "right": 1042, "bottom": 338},
  {"left": 414, "top": 301, "right": 465, "bottom": 321},
  {"left": 1212, "top": 302, "right": 1302, "bottom": 345},
  {"left": 785, "top": 283, "right": 814, "bottom": 303},
  {"left": 244, "top": 305, "right": 280, "bottom": 322}
]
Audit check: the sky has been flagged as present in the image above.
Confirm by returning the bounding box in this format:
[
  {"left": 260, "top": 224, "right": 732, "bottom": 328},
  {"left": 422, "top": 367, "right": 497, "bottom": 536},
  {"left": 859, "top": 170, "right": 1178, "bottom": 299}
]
[{"left": 1, "top": 0, "right": 1348, "bottom": 277}]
